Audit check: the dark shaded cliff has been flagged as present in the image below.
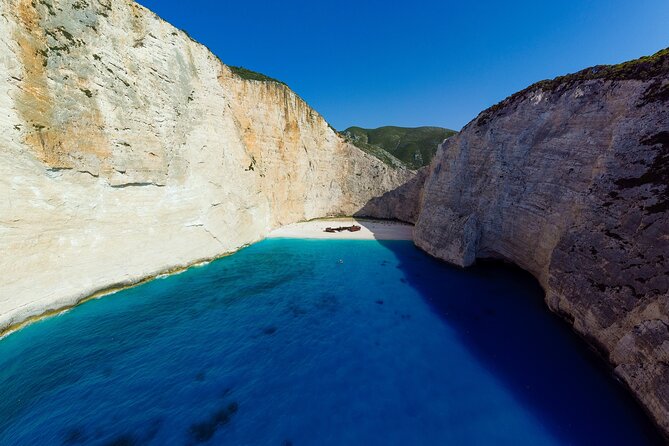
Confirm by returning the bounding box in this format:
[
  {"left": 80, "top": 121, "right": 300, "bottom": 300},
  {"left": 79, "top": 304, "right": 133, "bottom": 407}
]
[{"left": 411, "top": 48, "right": 669, "bottom": 437}]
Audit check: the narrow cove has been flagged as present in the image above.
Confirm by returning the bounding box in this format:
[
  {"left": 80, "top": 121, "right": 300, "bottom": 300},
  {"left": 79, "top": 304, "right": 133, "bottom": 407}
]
[{"left": 0, "top": 239, "right": 662, "bottom": 445}]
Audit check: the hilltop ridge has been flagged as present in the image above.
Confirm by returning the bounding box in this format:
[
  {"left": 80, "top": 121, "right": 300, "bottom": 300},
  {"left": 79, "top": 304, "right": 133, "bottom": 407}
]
[{"left": 342, "top": 125, "right": 457, "bottom": 169}]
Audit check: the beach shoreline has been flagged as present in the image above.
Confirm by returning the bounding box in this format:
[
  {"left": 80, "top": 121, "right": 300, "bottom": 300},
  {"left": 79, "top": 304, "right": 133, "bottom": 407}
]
[
  {"left": 268, "top": 218, "right": 414, "bottom": 240},
  {"left": 1, "top": 219, "right": 413, "bottom": 339},
  {"left": 0, "top": 250, "right": 244, "bottom": 340}
]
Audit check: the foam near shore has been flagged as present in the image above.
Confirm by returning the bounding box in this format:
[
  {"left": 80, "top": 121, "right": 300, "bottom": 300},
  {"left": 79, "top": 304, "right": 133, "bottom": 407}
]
[{"left": 268, "top": 218, "right": 414, "bottom": 240}]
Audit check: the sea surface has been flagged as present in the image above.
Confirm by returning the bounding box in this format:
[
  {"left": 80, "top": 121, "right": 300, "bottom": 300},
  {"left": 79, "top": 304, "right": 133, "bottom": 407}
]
[{"left": 0, "top": 239, "right": 662, "bottom": 445}]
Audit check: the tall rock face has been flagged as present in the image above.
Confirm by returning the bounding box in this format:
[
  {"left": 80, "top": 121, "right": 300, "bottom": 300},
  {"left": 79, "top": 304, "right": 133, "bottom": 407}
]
[
  {"left": 355, "top": 166, "right": 429, "bottom": 224},
  {"left": 0, "top": 0, "right": 412, "bottom": 333},
  {"left": 415, "top": 50, "right": 669, "bottom": 435}
]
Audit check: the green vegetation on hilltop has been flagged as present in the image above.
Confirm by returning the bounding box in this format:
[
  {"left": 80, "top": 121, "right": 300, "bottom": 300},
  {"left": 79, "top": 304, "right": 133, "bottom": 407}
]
[
  {"left": 340, "top": 136, "right": 407, "bottom": 169},
  {"left": 342, "top": 126, "right": 457, "bottom": 170},
  {"left": 477, "top": 47, "right": 669, "bottom": 126},
  {"left": 530, "top": 47, "right": 669, "bottom": 87},
  {"left": 228, "top": 66, "right": 287, "bottom": 85}
]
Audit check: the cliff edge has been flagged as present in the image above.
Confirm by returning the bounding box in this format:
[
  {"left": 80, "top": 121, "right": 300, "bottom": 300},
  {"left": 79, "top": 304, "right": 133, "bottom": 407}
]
[
  {"left": 0, "top": 0, "right": 413, "bottom": 334},
  {"left": 415, "top": 49, "right": 669, "bottom": 435}
]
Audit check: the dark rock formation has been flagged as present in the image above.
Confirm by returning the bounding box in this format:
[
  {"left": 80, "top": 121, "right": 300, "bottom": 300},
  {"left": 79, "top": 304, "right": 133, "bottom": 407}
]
[{"left": 413, "top": 48, "right": 669, "bottom": 436}]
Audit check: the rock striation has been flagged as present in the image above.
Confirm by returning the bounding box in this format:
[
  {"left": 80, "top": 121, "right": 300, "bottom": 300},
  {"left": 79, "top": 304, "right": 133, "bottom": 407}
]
[
  {"left": 414, "top": 49, "right": 669, "bottom": 436},
  {"left": 0, "top": 0, "right": 412, "bottom": 334}
]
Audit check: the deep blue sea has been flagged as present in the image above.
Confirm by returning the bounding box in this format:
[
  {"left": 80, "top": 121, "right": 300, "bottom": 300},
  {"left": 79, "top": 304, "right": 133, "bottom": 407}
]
[{"left": 0, "top": 239, "right": 662, "bottom": 445}]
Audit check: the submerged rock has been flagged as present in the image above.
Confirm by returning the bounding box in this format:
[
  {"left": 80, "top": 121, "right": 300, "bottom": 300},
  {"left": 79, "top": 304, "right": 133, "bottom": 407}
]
[
  {"left": 188, "top": 402, "right": 239, "bottom": 443},
  {"left": 263, "top": 326, "right": 278, "bottom": 335}
]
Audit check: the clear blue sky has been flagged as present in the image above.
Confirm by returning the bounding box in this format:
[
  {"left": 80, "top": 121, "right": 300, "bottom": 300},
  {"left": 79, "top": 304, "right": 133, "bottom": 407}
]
[{"left": 137, "top": 0, "right": 668, "bottom": 130}]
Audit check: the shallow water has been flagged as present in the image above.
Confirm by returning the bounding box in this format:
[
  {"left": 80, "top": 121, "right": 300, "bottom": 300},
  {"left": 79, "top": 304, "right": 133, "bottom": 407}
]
[{"left": 0, "top": 239, "right": 662, "bottom": 445}]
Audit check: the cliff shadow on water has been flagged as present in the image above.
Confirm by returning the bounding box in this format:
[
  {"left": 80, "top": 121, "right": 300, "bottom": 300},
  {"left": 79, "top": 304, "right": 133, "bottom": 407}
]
[{"left": 369, "top": 237, "right": 665, "bottom": 445}]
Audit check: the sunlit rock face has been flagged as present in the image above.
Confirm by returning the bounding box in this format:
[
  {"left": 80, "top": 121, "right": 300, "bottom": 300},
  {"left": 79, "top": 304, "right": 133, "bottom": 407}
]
[
  {"left": 0, "top": 0, "right": 413, "bottom": 333},
  {"left": 414, "top": 52, "right": 669, "bottom": 436}
]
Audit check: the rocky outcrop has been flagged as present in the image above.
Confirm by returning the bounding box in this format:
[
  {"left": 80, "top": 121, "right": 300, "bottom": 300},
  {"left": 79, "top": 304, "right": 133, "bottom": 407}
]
[
  {"left": 0, "top": 0, "right": 413, "bottom": 334},
  {"left": 355, "top": 166, "right": 428, "bottom": 224},
  {"left": 414, "top": 49, "right": 669, "bottom": 436}
]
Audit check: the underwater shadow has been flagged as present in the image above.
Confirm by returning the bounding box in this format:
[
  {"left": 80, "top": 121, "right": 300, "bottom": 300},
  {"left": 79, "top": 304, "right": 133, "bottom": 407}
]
[{"left": 373, "top": 237, "right": 664, "bottom": 445}]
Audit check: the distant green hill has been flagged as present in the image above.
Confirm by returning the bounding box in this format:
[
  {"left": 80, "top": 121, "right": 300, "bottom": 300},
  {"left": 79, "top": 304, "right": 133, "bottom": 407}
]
[{"left": 342, "top": 126, "right": 457, "bottom": 169}]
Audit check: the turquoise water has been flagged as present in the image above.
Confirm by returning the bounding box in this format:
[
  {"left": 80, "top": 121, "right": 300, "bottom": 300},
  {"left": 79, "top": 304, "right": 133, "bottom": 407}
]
[{"left": 0, "top": 239, "right": 661, "bottom": 445}]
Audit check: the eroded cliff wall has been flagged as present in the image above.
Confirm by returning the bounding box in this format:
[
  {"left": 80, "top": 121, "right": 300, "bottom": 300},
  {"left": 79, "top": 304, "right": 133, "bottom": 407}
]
[
  {"left": 0, "top": 0, "right": 413, "bottom": 333},
  {"left": 414, "top": 50, "right": 669, "bottom": 435},
  {"left": 355, "top": 166, "right": 428, "bottom": 224}
]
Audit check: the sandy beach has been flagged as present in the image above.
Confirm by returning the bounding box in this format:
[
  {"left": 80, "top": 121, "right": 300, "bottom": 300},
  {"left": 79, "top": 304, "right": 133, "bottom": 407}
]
[{"left": 268, "top": 218, "right": 414, "bottom": 240}]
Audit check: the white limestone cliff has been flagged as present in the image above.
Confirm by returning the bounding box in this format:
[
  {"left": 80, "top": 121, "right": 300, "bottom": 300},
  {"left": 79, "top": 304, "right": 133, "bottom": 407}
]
[{"left": 0, "top": 0, "right": 413, "bottom": 334}]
